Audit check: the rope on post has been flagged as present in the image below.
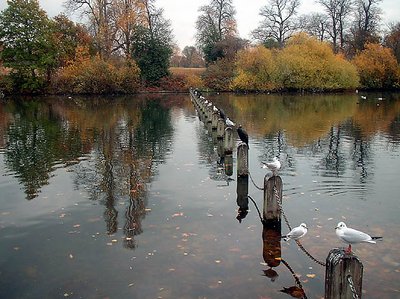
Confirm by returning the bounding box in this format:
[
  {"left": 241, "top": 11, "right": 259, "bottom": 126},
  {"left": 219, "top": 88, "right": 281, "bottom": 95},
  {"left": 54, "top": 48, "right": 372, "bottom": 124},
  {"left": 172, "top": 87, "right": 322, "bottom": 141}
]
[{"left": 347, "top": 275, "right": 360, "bottom": 299}]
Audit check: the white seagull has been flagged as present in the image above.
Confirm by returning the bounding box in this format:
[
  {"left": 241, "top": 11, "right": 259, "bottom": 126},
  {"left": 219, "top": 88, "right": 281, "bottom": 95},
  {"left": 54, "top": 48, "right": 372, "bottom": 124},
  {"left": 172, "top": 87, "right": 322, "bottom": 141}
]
[
  {"left": 262, "top": 157, "right": 281, "bottom": 176},
  {"left": 282, "top": 223, "right": 308, "bottom": 241},
  {"left": 225, "top": 117, "right": 235, "bottom": 127},
  {"left": 335, "top": 222, "right": 382, "bottom": 253}
]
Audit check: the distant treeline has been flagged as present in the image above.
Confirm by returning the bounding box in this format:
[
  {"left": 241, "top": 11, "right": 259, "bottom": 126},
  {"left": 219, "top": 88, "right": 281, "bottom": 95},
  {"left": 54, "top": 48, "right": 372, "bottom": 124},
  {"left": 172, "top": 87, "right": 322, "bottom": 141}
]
[{"left": 0, "top": 0, "right": 399, "bottom": 95}]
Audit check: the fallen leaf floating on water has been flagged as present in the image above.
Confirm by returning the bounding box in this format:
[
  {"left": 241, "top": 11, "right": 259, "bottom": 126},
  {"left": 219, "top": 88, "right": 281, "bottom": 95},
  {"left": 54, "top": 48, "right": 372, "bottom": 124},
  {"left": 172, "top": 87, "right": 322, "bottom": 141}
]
[
  {"left": 73, "top": 224, "right": 80, "bottom": 228},
  {"left": 172, "top": 212, "right": 184, "bottom": 218},
  {"left": 306, "top": 274, "right": 316, "bottom": 278}
]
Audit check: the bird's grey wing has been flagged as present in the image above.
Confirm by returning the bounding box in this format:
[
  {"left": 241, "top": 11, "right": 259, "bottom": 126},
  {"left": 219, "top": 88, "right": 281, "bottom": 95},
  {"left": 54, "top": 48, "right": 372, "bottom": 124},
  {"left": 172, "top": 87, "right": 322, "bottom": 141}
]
[
  {"left": 342, "top": 228, "right": 372, "bottom": 243},
  {"left": 287, "top": 227, "right": 303, "bottom": 238}
]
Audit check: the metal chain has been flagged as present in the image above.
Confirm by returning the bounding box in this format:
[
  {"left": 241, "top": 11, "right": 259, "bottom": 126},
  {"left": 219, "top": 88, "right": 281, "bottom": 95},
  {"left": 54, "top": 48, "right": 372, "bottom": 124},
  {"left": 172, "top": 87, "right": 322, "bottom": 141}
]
[
  {"left": 347, "top": 275, "right": 360, "bottom": 299},
  {"left": 248, "top": 171, "right": 264, "bottom": 190},
  {"left": 274, "top": 186, "right": 326, "bottom": 267}
]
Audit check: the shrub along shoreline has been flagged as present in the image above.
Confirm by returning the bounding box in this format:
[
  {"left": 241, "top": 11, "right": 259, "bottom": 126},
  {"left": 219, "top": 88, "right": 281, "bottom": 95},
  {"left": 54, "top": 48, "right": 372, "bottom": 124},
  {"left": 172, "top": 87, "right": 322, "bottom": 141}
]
[{"left": 1, "top": 33, "right": 399, "bottom": 96}]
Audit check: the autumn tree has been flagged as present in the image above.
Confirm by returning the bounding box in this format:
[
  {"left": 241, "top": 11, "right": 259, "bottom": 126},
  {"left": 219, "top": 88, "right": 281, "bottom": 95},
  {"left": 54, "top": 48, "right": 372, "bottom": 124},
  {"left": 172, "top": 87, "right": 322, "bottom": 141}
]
[
  {"left": 195, "top": 0, "right": 237, "bottom": 63},
  {"left": 348, "top": 0, "right": 382, "bottom": 56},
  {"left": 181, "top": 46, "right": 204, "bottom": 68},
  {"left": 110, "top": 0, "right": 145, "bottom": 57},
  {"left": 131, "top": 0, "right": 173, "bottom": 84},
  {"left": 52, "top": 14, "right": 95, "bottom": 67},
  {"left": 352, "top": 43, "right": 399, "bottom": 88},
  {"left": 0, "top": 0, "right": 57, "bottom": 92},
  {"left": 384, "top": 22, "right": 400, "bottom": 63},
  {"left": 252, "top": 0, "right": 300, "bottom": 47},
  {"left": 232, "top": 45, "right": 277, "bottom": 91},
  {"left": 275, "top": 33, "right": 359, "bottom": 90}
]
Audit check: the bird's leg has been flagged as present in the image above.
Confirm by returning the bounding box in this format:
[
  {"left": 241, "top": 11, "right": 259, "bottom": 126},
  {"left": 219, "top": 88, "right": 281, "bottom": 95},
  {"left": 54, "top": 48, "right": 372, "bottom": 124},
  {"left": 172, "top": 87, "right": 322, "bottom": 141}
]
[{"left": 345, "top": 244, "right": 352, "bottom": 254}]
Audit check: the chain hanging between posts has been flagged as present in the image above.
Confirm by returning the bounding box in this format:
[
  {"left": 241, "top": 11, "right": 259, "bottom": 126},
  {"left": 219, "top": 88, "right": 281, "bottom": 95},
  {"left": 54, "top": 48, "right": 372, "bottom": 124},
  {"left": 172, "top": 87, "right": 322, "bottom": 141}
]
[
  {"left": 347, "top": 275, "right": 360, "bottom": 299},
  {"left": 274, "top": 185, "right": 326, "bottom": 267},
  {"left": 248, "top": 171, "right": 264, "bottom": 190}
]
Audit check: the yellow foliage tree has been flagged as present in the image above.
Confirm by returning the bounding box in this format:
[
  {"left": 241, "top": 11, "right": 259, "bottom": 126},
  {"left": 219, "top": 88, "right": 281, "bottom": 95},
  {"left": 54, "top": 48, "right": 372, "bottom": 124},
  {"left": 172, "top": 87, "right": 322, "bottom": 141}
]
[
  {"left": 52, "top": 46, "right": 140, "bottom": 94},
  {"left": 276, "top": 33, "right": 359, "bottom": 91},
  {"left": 232, "top": 45, "right": 278, "bottom": 91},
  {"left": 352, "top": 43, "right": 399, "bottom": 88}
]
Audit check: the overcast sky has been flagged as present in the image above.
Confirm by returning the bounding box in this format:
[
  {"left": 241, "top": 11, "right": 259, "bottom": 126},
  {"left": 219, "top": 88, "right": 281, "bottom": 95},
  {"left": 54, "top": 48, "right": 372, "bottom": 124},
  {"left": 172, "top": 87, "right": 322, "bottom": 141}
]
[{"left": 1, "top": 0, "right": 399, "bottom": 49}]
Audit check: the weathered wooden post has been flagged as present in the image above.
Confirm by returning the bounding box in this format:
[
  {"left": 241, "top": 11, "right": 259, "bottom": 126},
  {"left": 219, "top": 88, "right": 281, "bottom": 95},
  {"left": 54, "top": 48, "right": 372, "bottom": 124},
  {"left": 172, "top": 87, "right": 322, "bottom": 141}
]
[
  {"left": 237, "top": 142, "right": 249, "bottom": 177},
  {"left": 325, "top": 248, "right": 363, "bottom": 299},
  {"left": 236, "top": 176, "right": 249, "bottom": 223},
  {"left": 211, "top": 112, "right": 218, "bottom": 130},
  {"left": 224, "top": 154, "right": 233, "bottom": 177},
  {"left": 217, "top": 119, "right": 225, "bottom": 139},
  {"left": 207, "top": 107, "right": 213, "bottom": 123},
  {"left": 224, "top": 127, "right": 234, "bottom": 154},
  {"left": 263, "top": 175, "right": 282, "bottom": 222}
]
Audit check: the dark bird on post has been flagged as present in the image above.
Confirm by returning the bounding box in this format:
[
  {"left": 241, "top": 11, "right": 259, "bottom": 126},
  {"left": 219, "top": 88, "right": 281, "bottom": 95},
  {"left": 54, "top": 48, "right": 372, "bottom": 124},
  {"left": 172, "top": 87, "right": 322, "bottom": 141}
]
[
  {"left": 218, "top": 108, "right": 226, "bottom": 120},
  {"left": 237, "top": 125, "right": 249, "bottom": 148}
]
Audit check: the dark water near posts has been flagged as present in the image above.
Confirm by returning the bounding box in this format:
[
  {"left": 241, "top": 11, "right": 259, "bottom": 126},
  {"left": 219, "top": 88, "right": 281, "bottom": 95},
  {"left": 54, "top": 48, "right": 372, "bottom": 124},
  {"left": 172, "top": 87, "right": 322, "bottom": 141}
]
[{"left": 0, "top": 92, "right": 399, "bottom": 299}]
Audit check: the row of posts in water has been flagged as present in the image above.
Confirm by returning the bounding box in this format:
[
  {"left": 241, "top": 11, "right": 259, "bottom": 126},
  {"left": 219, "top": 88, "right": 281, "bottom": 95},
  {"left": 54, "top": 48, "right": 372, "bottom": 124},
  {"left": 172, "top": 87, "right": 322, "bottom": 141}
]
[{"left": 189, "top": 88, "right": 363, "bottom": 299}]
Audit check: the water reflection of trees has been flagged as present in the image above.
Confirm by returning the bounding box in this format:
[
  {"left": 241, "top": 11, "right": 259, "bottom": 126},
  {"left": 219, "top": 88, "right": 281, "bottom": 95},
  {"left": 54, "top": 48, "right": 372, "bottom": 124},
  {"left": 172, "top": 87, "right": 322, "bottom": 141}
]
[
  {"left": 2, "top": 99, "right": 86, "bottom": 199},
  {"left": 209, "top": 92, "right": 400, "bottom": 183},
  {"left": 0, "top": 96, "right": 176, "bottom": 248}
]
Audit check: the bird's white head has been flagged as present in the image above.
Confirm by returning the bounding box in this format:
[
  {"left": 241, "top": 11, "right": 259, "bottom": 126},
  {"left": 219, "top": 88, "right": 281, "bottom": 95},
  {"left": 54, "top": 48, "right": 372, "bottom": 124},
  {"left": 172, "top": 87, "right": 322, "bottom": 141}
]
[
  {"left": 300, "top": 223, "right": 308, "bottom": 229},
  {"left": 336, "top": 222, "right": 347, "bottom": 229}
]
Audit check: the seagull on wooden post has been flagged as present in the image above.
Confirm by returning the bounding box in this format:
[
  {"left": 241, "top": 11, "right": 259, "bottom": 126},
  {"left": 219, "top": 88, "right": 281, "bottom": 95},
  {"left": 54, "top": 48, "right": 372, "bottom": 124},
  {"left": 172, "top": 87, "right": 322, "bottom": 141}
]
[
  {"left": 262, "top": 157, "right": 281, "bottom": 176},
  {"left": 335, "top": 222, "right": 382, "bottom": 254},
  {"left": 225, "top": 117, "right": 235, "bottom": 127}
]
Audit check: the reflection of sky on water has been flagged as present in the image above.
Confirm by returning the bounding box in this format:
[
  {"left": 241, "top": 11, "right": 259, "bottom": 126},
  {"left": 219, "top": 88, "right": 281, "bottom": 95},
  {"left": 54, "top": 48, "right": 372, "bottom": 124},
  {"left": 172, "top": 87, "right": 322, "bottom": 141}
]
[{"left": 0, "top": 93, "right": 400, "bottom": 298}]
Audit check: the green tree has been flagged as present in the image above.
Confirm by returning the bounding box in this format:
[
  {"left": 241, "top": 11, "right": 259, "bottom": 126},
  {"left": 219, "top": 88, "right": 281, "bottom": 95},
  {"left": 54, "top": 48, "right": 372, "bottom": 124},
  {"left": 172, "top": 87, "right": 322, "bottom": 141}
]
[
  {"left": 0, "top": 0, "right": 57, "bottom": 92},
  {"left": 131, "top": 0, "right": 173, "bottom": 84},
  {"left": 195, "top": 0, "right": 237, "bottom": 63}
]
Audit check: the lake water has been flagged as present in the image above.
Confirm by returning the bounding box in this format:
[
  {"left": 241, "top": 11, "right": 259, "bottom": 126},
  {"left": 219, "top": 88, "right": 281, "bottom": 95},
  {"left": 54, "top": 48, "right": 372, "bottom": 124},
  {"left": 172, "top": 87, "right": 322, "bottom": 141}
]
[{"left": 0, "top": 92, "right": 399, "bottom": 299}]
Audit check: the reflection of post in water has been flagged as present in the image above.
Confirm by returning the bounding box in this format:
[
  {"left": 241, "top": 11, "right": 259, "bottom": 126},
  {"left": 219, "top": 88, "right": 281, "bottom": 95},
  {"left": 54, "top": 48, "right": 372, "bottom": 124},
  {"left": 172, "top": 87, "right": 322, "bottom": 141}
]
[
  {"left": 263, "top": 175, "right": 282, "bottom": 222},
  {"left": 262, "top": 220, "right": 282, "bottom": 277},
  {"left": 236, "top": 176, "right": 249, "bottom": 223},
  {"left": 325, "top": 248, "right": 363, "bottom": 299},
  {"left": 224, "top": 154, "right": 233, "bottom": 177}
]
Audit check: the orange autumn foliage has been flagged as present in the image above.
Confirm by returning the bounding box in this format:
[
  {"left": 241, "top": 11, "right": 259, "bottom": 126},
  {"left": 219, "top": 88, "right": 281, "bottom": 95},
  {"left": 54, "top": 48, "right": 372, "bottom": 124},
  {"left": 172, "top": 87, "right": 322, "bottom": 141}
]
[
  {"left": 352, "top": 43, "right": 400, "bottom": 89},
  {"left": 52, "top": 46, "right": 141, "bottom": 94}
]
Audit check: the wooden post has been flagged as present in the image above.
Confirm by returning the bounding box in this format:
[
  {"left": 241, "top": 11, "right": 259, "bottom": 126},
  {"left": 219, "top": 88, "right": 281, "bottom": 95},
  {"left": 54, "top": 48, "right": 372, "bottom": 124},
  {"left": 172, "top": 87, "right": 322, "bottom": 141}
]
[
  {"left": 207, "top": 107, "right": 212, "bottom": 123},
  {"left": 224, "top": 154, "right": 233, "bottom": 177},
  {"left": 217, "top": 119, "right": 225, "bottom": 139},
  {"left": 325, "top": 248, "right": 363, "bottom": 299},
  {"left": 236, "top": 176, "right": 249, "bottom": 223},
  {"left": 237, "top": 142, "right": 249, "bottom": 177},
  {"left": 224, "top": 127, "right": 234, "bottom": 154},
  {"left": 263, "top": 175, "right": 282, "bottom": 221},
  {"left": 211, "top": 112, "right": 218, "bottom": 130}
]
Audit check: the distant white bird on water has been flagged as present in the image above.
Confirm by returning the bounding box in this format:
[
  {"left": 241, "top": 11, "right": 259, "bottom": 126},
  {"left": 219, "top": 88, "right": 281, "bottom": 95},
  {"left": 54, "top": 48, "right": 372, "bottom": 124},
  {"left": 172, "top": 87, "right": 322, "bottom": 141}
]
[
  {"left": 262, "top": 157, "right": 281, "bottom": 176},
  {"left": 360, "top": 95, "right": 367, "bottom": 100},
  {"left": 335, "top": 222, "right": 382, "bottom": 253},
  {"left": 282, "top": 223, "right": 308, "bottom": 241},
  {"left": 225, "top": 117, "right": 235, "bottom": 127}
]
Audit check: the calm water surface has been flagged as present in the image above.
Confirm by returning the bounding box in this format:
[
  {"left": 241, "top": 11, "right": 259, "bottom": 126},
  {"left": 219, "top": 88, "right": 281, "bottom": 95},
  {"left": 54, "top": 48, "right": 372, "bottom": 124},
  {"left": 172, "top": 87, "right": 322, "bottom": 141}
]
[{"left": 0, "top": 93, "right": 399, "bottom": 299}]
